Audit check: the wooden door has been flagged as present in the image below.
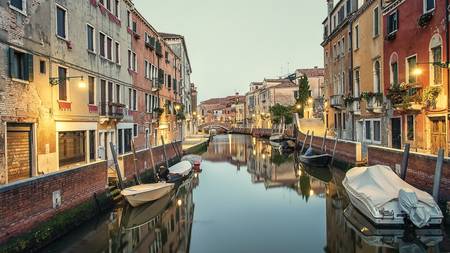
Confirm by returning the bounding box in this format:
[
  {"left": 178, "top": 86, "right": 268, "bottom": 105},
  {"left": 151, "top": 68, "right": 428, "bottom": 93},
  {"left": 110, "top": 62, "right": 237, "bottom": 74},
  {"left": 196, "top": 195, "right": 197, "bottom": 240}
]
[
  {"left": 391, "top": 118, "right": 401, "bottom": 149},
  {"left": 7, "top": 124, "right": 32, "bottom": 183},
  {"left": 431, "top": 118, "right": 446, "bottom": 154}
]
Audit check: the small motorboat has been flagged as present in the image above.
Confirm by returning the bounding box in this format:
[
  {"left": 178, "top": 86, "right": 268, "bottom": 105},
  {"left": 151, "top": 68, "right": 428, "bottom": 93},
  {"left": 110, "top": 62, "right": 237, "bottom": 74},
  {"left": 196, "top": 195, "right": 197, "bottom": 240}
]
[
  {"left": 269, "top": 133, "right": 285, "bottom": 142},
  {"left": 181, "top": 154, "right": 202, "bottom": 172},
  {"left": 344, "top": 204, "right": 443, "bottom": 250},
  {"left": 121, "top": 182, "right": 174, "bottom": 207},
  {"left": 299, "top": 147, "right": 332, "bottom": 167},
  {"left": 167, "top": 161, "right": 193, "bottom": 183},
  {"left": 343, "top": 165, "right": 443, "bottom": 228}
]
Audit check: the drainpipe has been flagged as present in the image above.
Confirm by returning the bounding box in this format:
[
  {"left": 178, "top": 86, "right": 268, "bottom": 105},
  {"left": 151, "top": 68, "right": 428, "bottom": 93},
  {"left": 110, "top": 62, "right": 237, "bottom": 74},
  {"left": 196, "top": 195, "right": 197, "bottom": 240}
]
[{"left": 349, "top": 18, "right": 355, "bottom": 141}]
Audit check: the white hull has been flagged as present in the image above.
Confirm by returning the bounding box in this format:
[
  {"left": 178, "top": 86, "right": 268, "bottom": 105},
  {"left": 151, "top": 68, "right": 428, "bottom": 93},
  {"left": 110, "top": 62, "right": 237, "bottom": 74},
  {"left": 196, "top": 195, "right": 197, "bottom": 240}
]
[
  {"left": 122, "top": 182, "right": 174, "bottom": 207},
  {"left": 169, "top": 161, "right": 192, "bottom": 177}
]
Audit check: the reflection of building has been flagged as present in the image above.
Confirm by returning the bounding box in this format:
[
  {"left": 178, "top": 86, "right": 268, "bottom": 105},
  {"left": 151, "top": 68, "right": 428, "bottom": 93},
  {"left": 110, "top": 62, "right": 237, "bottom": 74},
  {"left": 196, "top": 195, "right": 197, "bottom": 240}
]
[
  {"left": 293, "top": 68, "right": 325, "bottom": 119},
  {"left": 202, "top": 135, "right": 249, "bottom": 167}
]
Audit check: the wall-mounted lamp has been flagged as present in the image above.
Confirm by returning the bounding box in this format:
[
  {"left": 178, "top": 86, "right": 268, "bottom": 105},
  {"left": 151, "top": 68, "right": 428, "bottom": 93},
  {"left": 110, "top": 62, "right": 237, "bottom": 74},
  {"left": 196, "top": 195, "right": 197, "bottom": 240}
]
[{"left": 49, "top": 76, "right": 86, "bottom": 88}]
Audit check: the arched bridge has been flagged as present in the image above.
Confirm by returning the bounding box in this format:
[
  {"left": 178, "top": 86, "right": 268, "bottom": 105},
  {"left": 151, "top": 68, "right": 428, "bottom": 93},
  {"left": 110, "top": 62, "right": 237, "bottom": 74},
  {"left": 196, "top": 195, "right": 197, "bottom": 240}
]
[{"left": 198, "top": 122, "right": 231, "bottom": 131}]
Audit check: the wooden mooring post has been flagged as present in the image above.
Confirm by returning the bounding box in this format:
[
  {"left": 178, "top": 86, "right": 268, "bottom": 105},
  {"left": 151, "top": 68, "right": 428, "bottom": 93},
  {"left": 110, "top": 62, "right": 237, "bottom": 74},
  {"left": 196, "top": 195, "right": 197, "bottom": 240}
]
[
  {"left": 161, "top": 136, "right": 170, "bottom": 170},
  {"left": 130, "top": 139, "right": 142, "bottom": 185},
  {"left": 432, "top": 148, "right": 445, "bottom": 202},
  {"left": 109, "top": 142, "right": 124, "bottom": 190},
  {"left": 400, "top": 143, "right": 410, "bottom": 180},
  {"left": 309, "top": 131, "right": 315, "bottom": 149},
  {"left": 330, "top": 137, "right": 338, "bottom": 166},
  {"left": 300, "top": 130, "right": 310, "bottom": 154},
  {"left": 321, "top": 129, "right": 328, "bottom": 151}
]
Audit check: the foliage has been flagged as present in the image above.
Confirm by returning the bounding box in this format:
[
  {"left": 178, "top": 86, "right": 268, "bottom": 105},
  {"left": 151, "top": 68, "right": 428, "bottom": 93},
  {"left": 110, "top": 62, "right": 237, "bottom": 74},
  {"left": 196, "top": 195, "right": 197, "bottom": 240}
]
[
  {"left": 343, "top": 93, "right": 355, "bottom": 106},
  {"left": 296, "top": 74, "right": 310, "bottom": 118},
  {"left": 153, "top": 107, "right": 164, "bottom": 116},
  {"left": 176, "top": 104, "right": 186, "bottom": 121},
  {"left": 271, "top": 152, "right": 292, "bottom": 166},
  {"left": 422, "top": 86, "right": 441, "bottom": 109},
  {"left": 269, "top": 103, "right": 293, "bottom": 125},
  {"left": 360, "top": 91, "right": 383, "bottom": 103},
  {"left": 386, "top": 83, "right": 440, "bottom": 111},
  {"left": 418, "top": 12, "right": 433, "bottom": 27}
]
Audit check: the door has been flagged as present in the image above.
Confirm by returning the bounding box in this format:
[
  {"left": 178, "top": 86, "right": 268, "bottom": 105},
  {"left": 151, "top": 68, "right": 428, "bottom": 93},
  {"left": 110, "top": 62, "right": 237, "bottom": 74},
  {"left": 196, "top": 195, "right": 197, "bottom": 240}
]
[
  {"left": 431, "top": 117, "right": 446, "bottom": 154},
  {"left": 391, "top": 118, "right": 401, "bottom": 149},
  {"left": 7, "top": 123, "right": 32, "bottom": 183}
]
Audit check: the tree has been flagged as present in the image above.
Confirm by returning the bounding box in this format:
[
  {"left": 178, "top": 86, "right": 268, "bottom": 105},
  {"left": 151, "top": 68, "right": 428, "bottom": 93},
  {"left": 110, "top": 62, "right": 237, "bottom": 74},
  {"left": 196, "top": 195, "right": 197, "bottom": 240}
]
[
  {"left": 269, "top": 103, "right": 293, "bottom": 127},
  {"left": 296, "top": 74, "right": 310, "bottom": 118}
]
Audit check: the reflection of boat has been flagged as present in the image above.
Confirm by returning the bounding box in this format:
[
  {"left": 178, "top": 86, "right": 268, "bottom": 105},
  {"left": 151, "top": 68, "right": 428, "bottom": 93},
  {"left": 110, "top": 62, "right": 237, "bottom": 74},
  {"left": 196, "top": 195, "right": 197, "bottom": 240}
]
[
  {"left": 299, "top": 150, "right": 332, "bottom": 167},
  {"left": 344, "top": 204, "right": 443, "bottom": 250},
  {"left": 343, "top": 165, "right": 443, "bottom": 227},
  {"left": 269, "top": 133, "right": 286, "bottom": 142},
  {"left": 121, "top": 193, "right": 172, "bottom": 230},
  {"left": 121, "top": 182, "right": 174, "bottom": 207},
  {"left": 303, "top": 164, "right": 332, "bottom": 183},
  {"left": 168, "top": 161, "right": 193, "bottom": 183}
]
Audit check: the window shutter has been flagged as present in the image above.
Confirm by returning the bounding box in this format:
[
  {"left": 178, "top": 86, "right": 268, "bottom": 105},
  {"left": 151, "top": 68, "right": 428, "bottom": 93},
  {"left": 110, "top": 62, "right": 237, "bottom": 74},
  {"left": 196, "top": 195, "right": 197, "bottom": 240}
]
[
  {"left": 27, "top": 53, "right": 34, "bottom": 82},
  {"left": 396, "top": 11, "right": 399, "bottom": 30},
  {"left": 8, "top": 48, "right": 17, "bottom": 78}
]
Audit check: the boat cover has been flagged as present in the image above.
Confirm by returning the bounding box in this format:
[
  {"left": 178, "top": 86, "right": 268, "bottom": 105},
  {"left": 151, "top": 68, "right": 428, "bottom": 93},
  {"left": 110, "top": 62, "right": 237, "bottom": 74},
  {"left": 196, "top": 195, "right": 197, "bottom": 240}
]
[
  {"left": 181, "top": 155, "right": 202, "bottom": 165},
  {"left": 345, "top": 165, "right": 437, "bottom": 227},
  {"left": 168, "top": 161, "right": 192, "bottom": 176},
  {"left": 399, "top": 188, "right": 430, "bottom": 228}
]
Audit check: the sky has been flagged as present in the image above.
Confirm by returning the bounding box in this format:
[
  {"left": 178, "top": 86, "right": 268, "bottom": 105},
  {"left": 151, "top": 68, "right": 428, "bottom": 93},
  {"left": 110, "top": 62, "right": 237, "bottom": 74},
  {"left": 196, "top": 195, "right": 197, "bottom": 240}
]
[{"left": 134, "top": 0, "right": 326, "bottom": 102}]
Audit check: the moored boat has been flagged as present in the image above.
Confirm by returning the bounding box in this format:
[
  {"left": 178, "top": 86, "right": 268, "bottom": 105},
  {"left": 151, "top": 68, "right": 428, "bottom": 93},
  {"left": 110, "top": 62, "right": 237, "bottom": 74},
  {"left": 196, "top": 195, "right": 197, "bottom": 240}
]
[
  {"left": 299, "top": 148, "right": 332, "bottom": 167},
  {"left": 121, "top": 182, "right": 174, "bottom": 207},
  {"left": 181, "top": 154, "right": 202, "bottom": 172},
  {"left": 343, "top": 165, "right": 443, "bottom": 228},
  {"left": 167, "top": 161, "right": 193, "bottom": 183}
]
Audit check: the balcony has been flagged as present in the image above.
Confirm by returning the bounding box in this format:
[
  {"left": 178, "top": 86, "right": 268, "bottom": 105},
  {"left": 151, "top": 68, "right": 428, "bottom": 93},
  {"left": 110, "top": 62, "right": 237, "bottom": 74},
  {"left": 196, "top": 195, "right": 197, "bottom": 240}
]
[
  {"left": 99, "top": 102, "right": 125, "bottom": 120},
  {"left": 330, "top": 95, "right": 345, "bottom": 108},
  {"left": 366, "top": 97, "right": 383, "bottom": 113},
  {"left": 155, "top": 42, "right": 163, "bottom": 57},
  {"left": 347, "top": 100, "right": 361, "bottom": 115}
]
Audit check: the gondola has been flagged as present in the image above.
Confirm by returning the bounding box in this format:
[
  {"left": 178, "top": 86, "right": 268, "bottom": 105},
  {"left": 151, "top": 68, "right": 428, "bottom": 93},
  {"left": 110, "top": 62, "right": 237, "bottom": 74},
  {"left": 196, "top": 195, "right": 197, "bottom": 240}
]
[{"left": 299, "top": 149, "right": 332, "bottom": 167}]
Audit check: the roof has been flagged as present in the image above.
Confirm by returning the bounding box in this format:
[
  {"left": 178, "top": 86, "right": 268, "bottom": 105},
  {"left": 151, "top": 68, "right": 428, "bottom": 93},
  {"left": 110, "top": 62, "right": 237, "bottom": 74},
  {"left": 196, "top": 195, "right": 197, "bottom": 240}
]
[{"left": 296, "top": 68, "right": 325, "bottom": 78}]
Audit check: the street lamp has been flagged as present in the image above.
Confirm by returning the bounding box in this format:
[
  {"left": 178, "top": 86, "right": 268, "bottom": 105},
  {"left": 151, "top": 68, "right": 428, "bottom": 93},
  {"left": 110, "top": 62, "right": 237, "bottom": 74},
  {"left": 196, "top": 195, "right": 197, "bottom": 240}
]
[{"left": 49, "top": 76, "right": 87, "bottom": 88}]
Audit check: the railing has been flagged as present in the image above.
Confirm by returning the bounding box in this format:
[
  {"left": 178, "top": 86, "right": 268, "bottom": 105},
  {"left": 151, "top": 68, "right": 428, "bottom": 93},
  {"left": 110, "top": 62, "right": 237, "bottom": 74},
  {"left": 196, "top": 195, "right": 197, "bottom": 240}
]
[
  {"left": 99, "top": 102, "right": 125, "bottom": 119},
  {"left": 330, "top": 95, "right": 344, "bottom": 108},
  {"left": 367, "top": 97, "right": 383, "bottom": 113}
]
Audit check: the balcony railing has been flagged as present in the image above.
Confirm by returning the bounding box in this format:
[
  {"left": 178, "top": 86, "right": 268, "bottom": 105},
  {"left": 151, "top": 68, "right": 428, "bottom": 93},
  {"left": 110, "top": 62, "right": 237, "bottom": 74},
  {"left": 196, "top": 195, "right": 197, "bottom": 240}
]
[
  {"left": 366, "top": 97, "right": 383, "bottom": 113},
  {"left": 99, "top": 102, "right": 125, "bottom": 119},
  {"left": 330, "top": 95, "right": 344, "bottom": 108}
]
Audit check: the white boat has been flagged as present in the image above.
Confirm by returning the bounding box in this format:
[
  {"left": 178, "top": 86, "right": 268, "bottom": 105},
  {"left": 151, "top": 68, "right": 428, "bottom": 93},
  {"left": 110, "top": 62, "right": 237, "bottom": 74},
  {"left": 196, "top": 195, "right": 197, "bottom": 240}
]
[
  {"left": 269, "top": 133, "right": 285, "bottom": 142},
  {"left": 181, "top": 154, "right": 202, "bottom": 165},
  {"left": 169, "top": 160, "right": 193, "bottom": 177},
  {"left": 121, "top": 182, "right": 174, "bottom": 207},
  {"left": 343, "top": 165, "right": 443, "bottom": 228}
]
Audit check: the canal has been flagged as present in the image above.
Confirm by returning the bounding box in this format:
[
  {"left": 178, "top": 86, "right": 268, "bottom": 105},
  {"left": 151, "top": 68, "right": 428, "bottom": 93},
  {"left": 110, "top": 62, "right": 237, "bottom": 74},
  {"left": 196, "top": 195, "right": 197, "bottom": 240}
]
[{"left": 43, "top": 134, "right": 448, "bottom": 253}]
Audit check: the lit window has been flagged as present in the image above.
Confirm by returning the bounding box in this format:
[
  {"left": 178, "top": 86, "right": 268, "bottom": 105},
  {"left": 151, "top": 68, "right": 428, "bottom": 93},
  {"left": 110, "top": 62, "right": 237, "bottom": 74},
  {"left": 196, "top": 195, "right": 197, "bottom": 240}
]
[
  {"left": 407, "top": 56, "right": 417, "bottom": 84},
  {"left": 59, "top": 131, "right": 86, "bottom": 167}
]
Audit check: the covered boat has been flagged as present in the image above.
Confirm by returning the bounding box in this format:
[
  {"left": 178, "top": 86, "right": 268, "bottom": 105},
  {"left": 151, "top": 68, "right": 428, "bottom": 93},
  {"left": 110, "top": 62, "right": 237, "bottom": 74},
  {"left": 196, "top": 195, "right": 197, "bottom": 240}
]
[
  {"left": 121, "top": 182, "right": 174, "bottom": 207},
  {"left": 343, "top": 165, "right": 443, "bottom": 228},
  {"left": 299, "top": 147, "right": 332, "bottom": 167},
  {"left": 167, "top": 161, "right": 193, "bottom": 183},
  {"left": 181, "top": 154, "right": 202, "bottom": 172}
]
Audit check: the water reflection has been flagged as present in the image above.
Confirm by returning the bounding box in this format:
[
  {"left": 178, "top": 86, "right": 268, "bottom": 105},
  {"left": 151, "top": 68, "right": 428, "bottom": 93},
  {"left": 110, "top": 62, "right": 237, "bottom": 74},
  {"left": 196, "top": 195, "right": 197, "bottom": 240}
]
[{"left": 43, "top": 134, "right": 447, "bottom": 253}]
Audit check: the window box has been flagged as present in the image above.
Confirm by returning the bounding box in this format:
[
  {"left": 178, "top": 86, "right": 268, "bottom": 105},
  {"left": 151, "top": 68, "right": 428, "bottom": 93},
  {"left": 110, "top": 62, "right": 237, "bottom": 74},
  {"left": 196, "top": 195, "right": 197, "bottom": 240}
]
[
  {"left": 58, "top": 100, "right": 72, "bottom": 111},
  {"left": 88, "top": 104, "right": 98, "bottom": 113},
  {"left": 418, "top": 12, "right": 433, "bottom": 27},
  {"left": 89, "top": 0, "right": 97, "bottom": 7}
]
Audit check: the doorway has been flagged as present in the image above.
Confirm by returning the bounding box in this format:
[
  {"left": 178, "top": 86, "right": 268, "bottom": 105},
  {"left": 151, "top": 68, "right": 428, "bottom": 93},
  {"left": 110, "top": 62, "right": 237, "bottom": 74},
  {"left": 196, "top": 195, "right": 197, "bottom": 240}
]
[
  {"left": 7, "top": 123, "right": 33, "bottom": 183},
  {"left": 430, "top": 117, "right": 446, "bottom": 155},
  {"left": 391, "top": 118, "right": 401, "bottom": 149}
]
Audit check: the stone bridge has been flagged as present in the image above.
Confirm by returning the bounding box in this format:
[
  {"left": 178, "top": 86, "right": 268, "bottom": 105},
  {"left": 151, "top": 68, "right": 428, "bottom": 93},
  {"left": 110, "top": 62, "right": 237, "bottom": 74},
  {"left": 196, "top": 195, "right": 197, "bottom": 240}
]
[{"left": 198, "top": 122, "right": 231, "bottom": 131}]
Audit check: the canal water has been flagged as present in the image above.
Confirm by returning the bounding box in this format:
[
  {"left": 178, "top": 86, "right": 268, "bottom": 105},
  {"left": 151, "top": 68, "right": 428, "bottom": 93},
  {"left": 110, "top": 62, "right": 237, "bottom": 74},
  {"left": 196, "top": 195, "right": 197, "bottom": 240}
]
[{"left": 43, "top": 134, "right": 448, "bottom": 253}]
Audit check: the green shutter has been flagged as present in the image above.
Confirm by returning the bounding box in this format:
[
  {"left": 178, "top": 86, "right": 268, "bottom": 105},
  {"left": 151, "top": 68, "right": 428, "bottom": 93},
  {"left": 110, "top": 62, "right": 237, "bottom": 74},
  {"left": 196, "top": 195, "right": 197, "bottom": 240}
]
[
  {"left": 27, "top": 54, "right": 33, "bottom": 82},
  {"left": 8, "top": 47, "right": 17, "bottom": 78}
]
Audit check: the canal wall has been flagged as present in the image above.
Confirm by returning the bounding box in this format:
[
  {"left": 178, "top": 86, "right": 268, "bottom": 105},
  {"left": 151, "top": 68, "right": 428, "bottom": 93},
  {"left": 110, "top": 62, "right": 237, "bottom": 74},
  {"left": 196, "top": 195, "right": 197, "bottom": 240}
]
[{"left": 0, "top": 142, "right": 182, "bottom": 252}]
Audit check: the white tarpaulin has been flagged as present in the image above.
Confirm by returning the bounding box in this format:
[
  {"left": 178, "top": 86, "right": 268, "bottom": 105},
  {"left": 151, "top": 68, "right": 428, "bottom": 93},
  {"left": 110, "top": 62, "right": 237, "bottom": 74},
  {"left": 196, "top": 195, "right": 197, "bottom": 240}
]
[{"left": 168, "top": 161, "right": 192, "bottom": 176}]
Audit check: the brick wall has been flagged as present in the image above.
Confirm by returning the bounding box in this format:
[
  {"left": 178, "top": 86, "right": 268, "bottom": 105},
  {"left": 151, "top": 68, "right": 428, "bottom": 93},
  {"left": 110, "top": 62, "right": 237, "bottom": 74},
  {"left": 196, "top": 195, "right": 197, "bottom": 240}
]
[
  {"left": 121, "top": 141, "right": 182, "bottom": 179},
  {"left": 0, "top": 161, "right": 108, "bottom": 243},
  {"left": 368, "top": 146, "right": 450, "bottom": 201}
]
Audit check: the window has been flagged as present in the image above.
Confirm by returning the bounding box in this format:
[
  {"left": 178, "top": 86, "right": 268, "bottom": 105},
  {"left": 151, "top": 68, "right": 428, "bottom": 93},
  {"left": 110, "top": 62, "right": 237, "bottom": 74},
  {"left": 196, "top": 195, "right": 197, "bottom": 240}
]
[
  {"left": 10, "top": 0, "right": 26, "bottom": 13},
  {"left": 118, "top": 129, "right": 123, "bottom": 154},
  {"left": 373, "top": 120, "right": 381, "bottom": 142},
  {"left": 9, "top": 48, "right": 33, "bottom": 81},
  {"left": 106, "top": 37, "right": 113, "bottom": 60},
  {"left": 407, "top": 56, "right": 417, "bottom": 84},
  {"left": 373, "top": 7, "right": 379, "bottom": 37},
  {"left": 59, "top": 131, "right": 86, "bottom": 167},
  {"left": 115, "top": 84, "right": 121, "bottom": 103},
  {"left": 99, "top": 33, "right": 106, "bottom": 57},
  {"left": 432, "top": 46, "right": 442, "bottom": 85},
  {"left": 127, "top": 10, "right": 131, "bottom": 28},
  {"left": 407, "top": 115, "right": 414, "bottom": 141},
  {"left": 144, "top": 60, "right": 149, "bottom": 78},
  {"left": 387, "top": 11, "right": 398, "bottom": 35},
  {"left": 88, "top": 76, "right": 95, "bottom": 104},
  {"left": 132, "top": 21, "right": 137, "bottom": 33},
  {"left": 374, "top": 61, "right": 381, "bottom": 92},
  {"left": 124, "top": 129, "right": 132, "bottom": 153},
  {"left": 424, "top": 0, "right": 435, "bottom": 13},
  {"left": 56, "top": 5, "right": 67, "bottom": 39},
  {"left": 105, "top": 0, "right": 111, "bottom": 11},
  {"left": 145, "top": 94, "right": 149, "bottom": 112},
  {"left": 354, "top": 25, "right": 359, "bottom": 49},
  {"left": 128, "top": 50, "right": 136, "bottom": 71},
  {"left": 354, "top": 69, "right": 360, "bottom": 97},
  {"left": 133, "top": 124, "right": 138, "bottom": 137},
  {"left": 87, "top": 24, "right": 95, "bottom": 52},
  {"left": 391, "top": 61, "right": 398, "bottom": 85},
  {"left": 168, "top": 74, "right": 172, "bottom": 89},
  {"left": 58, "top": 66, "right": 67, "bottom": 101},
  {"left": 114, "top": 0, "right": 119, "bottom": 17},
  {"left": 89, "top": 130, "right": 96, "bottom": 162},
  {"left": 128, "top": 88, "right": 132, "bottom": 109},
  {"left": 365, "top": 121, "right": 371, "bottom": 141},
  {"left": 39, "top": 60, "right": 46, "bottom": 74},
  {"left": 115, "top": 42, "right": 120, "bottom": 64},
  {"left": 132, "top": 89, "right": 137, "bottom": 110}
]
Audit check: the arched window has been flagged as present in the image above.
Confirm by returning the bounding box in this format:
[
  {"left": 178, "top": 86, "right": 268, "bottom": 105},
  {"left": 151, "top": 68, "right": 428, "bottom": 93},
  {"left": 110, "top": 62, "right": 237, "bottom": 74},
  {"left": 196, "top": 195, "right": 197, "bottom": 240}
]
[
  {"left": 374, "top": 60, "right": 381, "bottom": 92},
  {"left": 389, "top": 53, "right": 399, "bottom": 85},
  {"left": 430, "top": 34, "right": 443, "bottom": 85}
]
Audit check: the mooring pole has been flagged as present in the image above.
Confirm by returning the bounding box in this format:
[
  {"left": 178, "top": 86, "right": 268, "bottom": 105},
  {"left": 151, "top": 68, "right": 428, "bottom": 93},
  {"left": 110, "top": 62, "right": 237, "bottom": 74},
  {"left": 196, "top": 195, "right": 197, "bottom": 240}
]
[
  {"left": 109, "top": 142, "right": 124, "bottom": 190},
  {"left": 148, "top": 142, "right": 157, "bottom": 180},
  {"left": 171, "top": 141, "right": 181, "bottom": 160},
  {"left": 321, "top": 129, "right": 328, "bottom": 151},
  {"left": 309, "top": 131, "right": 315, "bottom": 149},
  {"left": 300, "top": 130, "right": 310, "bottom": 154},
  {"left": 400, "top": 143, "right": 410, "bottom": 180},
  {"left": 331, "top": 137, "right": 338, "bottom": 166},
  {"left": 432, "top": 148, "right": 445, "bottom": 202},
  {"left": 161, "top": 136, "right": 170, "bottom": 170},
  {"left": 130, "top": 139, "right": 142, "bottom": 184}
]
